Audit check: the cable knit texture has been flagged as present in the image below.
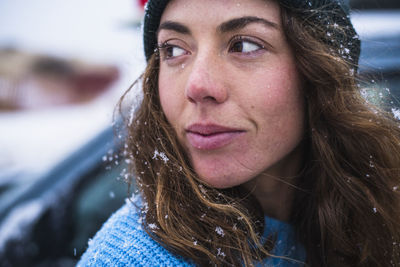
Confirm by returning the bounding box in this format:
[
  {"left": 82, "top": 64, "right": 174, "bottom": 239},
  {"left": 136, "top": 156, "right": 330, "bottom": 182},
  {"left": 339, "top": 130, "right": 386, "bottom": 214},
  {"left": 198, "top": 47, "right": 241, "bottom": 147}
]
[
  {"left": 77, "top": 197, "right": 193, "bottom": 266},
  {"left": 78, "top": 196, "right": 306, "bottom": 266}
]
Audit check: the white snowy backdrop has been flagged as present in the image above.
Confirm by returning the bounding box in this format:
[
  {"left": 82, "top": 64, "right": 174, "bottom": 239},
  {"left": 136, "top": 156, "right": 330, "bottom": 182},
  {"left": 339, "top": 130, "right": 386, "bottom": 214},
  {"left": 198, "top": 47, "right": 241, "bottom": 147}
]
[{"left": 0, "top": 0, "right": 146, "bottom": 179}]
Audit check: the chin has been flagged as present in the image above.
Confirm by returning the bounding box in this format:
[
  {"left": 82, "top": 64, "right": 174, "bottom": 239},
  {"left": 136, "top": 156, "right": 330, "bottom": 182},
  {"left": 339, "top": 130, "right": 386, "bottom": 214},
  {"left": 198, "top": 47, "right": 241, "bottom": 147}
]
[{"left": 196, "top": 170, "right": 248, "bottom": 189}]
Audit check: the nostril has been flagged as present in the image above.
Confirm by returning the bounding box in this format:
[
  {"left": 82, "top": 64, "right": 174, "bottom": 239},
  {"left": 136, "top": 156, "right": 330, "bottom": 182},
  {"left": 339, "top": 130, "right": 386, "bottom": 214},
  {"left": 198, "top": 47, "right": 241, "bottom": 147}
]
[
  {"left": 187, "top": 96, "right": 196, "bottom": 103},
  {"left": 203, "top": 96, "right": 217, "bottom": 102},
  {"left": 186, "top": 94, "right": 217, "bottom": 104}
]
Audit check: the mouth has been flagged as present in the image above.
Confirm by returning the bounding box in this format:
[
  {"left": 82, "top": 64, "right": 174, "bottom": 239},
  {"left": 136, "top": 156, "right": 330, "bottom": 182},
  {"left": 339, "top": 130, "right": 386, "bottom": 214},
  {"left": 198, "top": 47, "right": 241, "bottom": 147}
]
[{"left": 185, "top": 124, "right": 245, "bottom": 150}]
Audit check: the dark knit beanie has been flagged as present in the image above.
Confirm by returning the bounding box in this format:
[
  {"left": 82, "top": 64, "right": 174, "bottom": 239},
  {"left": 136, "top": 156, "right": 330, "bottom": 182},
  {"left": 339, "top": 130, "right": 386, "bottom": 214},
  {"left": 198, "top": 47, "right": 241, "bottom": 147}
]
[{"left": 143, "top": 0, "right": 360, "bottom": 67}]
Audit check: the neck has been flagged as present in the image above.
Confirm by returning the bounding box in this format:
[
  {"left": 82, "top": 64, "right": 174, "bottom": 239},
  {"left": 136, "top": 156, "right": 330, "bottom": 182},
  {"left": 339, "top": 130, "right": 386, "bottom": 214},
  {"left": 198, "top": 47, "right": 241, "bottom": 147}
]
[
  {"left": 245, "top": 177, "right": 297, "bottom": 221},
  {"left": 243, "top": 143, "right": 304, "bottom": 222}
]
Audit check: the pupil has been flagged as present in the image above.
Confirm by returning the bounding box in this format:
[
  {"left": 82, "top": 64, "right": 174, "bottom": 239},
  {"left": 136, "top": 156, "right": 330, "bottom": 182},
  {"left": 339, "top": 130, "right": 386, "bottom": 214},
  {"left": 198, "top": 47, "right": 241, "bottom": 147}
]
[
  {"left": 166, "top": 47, "right": 174, "bottom": 57},
  {"left": 232, "top": 41, "right": 243, "bottom": 52}
]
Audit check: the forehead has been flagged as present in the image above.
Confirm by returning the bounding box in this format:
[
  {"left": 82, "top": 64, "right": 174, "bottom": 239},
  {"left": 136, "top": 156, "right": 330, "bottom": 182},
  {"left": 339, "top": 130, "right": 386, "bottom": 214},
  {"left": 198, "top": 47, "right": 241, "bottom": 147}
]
[{"left": 160, "top": 0, "right": 282, "bottom": 29}]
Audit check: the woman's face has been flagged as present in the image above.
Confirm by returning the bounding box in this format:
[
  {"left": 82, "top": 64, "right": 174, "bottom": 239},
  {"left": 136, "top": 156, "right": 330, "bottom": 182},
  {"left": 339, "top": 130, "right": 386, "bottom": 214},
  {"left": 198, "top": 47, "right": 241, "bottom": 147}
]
[{"left": 158, "top": 0, "right": 305, "bottom": 189}]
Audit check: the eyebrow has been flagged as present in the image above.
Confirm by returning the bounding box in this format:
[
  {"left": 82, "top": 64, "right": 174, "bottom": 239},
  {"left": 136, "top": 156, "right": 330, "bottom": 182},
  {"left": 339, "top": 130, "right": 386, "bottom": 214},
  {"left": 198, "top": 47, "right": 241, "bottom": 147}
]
[
  {"left": 217, "top": 16, "right": 278, "bottom": 33},
  {"left": 157, "top": 16, "right": 278, "bottom": 37},
  {"left": 157, "top": 21, "right": 191, "bottom": 36}
]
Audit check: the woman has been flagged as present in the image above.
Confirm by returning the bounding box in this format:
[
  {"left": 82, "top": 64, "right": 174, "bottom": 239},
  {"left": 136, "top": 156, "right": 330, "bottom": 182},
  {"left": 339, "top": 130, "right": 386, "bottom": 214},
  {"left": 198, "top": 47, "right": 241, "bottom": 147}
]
[{"left": 78, "top": 0, "right": 400, "bottom": 266}]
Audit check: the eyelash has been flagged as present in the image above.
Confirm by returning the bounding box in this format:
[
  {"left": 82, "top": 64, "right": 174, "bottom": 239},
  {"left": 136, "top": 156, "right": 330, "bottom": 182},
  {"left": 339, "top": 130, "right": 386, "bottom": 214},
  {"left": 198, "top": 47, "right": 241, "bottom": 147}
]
[
  {"left": 157, "top": 35, "right": 266, "bottom": 61},
  {"left": 157, "top": 42, "right": 187, "bottom": 61},
  {"left": 228, "top": 36, "right": 265, "bottom": 55}
]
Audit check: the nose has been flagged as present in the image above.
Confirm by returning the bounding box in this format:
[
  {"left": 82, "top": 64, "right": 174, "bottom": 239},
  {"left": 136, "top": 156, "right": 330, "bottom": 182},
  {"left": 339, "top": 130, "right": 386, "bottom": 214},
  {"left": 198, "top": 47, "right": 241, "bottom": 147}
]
[{"left": 185, "top": 55, "right": 228, "bottom": 104}]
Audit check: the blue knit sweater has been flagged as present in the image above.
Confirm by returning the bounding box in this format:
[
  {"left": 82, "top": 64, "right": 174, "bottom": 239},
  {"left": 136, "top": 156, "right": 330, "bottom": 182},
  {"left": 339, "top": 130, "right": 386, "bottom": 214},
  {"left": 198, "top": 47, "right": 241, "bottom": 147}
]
[{"left": 78, "top": 196, "right": 306, "bottom": 266}]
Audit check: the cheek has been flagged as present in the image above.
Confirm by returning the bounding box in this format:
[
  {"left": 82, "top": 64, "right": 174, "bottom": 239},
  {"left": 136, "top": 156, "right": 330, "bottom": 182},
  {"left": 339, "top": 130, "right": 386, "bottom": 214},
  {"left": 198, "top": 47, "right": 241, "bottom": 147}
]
[
  {"left": 158, "top": 74, "right": 177, "bottom": 124},
  {"left": 158, "top": 74, "right": 190, "bottom": 149},
  {"left": 253, "top": 66, "right": 305, "bottom": 148},
  {"left": 250, "top": 66, "right": 303, "bottom": 114}
]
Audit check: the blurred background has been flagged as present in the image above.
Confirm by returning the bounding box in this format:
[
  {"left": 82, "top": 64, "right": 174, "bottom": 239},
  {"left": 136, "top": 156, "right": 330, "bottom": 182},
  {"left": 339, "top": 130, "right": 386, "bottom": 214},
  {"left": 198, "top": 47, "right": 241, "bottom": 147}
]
[
  {"left": 0, "top": 0, "right": 399, "bottom": 266},
  {"left": 0, "top": 0, "right": 145, "bottom": 182},
  {"left": 0, "top": 1, "right": 146, "bottom": 266}
]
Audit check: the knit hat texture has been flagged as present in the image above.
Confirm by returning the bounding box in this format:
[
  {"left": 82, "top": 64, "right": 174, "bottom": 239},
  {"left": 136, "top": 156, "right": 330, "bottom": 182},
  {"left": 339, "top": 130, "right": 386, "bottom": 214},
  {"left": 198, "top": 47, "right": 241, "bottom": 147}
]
[{"left": 143, "top": 0, "right": 360, "bottom": 67}]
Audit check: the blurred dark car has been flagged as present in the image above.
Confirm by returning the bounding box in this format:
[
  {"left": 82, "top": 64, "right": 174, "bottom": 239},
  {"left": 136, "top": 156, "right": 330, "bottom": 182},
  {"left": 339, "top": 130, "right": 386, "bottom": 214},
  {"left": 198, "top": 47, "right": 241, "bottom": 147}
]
[
  {"left": 0, "top": 126, "right": 129, "bottom": 267},
  {"left": 0, "top": 5, "right": 400, "bottom": 267}
]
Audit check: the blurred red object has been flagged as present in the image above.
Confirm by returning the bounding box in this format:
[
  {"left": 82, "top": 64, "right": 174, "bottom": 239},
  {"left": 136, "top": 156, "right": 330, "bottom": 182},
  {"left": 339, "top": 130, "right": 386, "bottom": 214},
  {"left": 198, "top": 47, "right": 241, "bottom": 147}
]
[{"left": 138, "top": 0, "right": 148, "bottom": 8}]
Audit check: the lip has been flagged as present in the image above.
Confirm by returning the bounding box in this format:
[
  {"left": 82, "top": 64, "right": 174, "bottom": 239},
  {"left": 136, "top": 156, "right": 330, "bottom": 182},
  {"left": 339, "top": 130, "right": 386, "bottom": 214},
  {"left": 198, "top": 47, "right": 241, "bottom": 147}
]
[{"left": 185, "top": 123, "right": 245, "bottom": 150}]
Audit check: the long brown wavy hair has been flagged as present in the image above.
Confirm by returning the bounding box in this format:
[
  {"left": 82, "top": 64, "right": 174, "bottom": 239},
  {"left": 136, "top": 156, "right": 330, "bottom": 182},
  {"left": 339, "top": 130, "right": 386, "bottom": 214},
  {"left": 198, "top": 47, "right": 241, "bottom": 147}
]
[{"left": 118, "top": 2, "right": 400, "bottom": 266}]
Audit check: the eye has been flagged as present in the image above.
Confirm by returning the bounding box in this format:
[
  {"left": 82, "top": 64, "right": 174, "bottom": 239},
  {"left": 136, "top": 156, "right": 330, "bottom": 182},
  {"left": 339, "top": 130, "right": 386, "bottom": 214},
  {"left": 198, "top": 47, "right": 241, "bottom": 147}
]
[
  {"left": 158, "top": 42, "right": 188, "bottom": 60},
  {"left": 166, "top": 46, "right": 186, "bottom": 58},
  {"left": 229, "top": 37, "right": 264, "bottom": 54}
]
